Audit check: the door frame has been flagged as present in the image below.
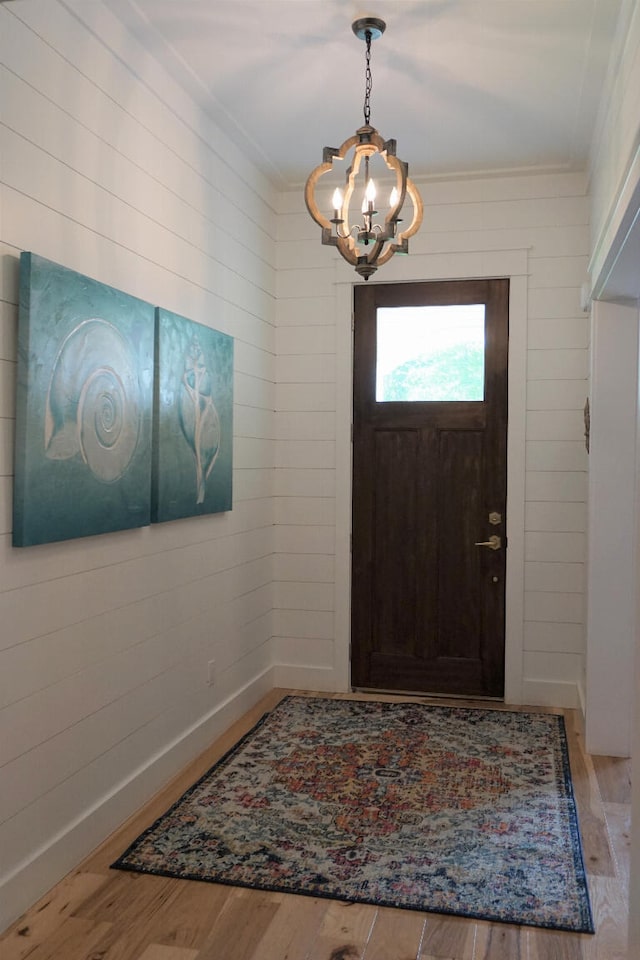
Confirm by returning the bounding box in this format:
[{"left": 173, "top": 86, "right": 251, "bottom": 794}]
[{"left": 332, "top": 251, "right": 529, "bottom": 704}]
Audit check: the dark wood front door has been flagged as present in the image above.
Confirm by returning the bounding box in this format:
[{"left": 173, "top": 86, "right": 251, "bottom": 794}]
[{"left": 351, "top": 279, "right": 509, "bottom": 697}]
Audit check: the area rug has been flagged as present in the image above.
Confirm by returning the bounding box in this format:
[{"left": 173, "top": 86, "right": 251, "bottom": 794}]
[{"left": 112, "top": 696, "right": 594, "bottom": 933}]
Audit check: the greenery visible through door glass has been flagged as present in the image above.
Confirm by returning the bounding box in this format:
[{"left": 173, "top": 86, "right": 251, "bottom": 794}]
[{"left": 376, "top": 304, "right": 486, "bottom": 401}]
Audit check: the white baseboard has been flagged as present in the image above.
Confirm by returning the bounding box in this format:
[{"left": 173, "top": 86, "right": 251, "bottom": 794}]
[
  {"left": 521, "top": 679, "right": 580, "bottom": 709},
  {"left": 576, "top": 678, "right": 587, "bottom": 729},
  {"left": 0, "top": 667, "right": 275, "bottom": 935},
  {"left": 274, "top": 667, "right": 581, "bottom": 710},
  {"left": 272, "top": 663, "right": 338, "bottom": 692}
]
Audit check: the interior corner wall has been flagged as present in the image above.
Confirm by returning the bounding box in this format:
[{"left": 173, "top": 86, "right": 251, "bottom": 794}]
[
  {"left": 587, "top": 4, "right": 640, "bottom": 946},
  {"left": 632, "top": 582, "right": 640, "bottom": 957},
  {"left": 0, "top": 0, "right": 276, "bottom": 932},
  {"left": 585, "top": 300, "right": 638, "bottom": 757},
  {"left": 275, "top": 172, "right": 591, "bottom": 710}
]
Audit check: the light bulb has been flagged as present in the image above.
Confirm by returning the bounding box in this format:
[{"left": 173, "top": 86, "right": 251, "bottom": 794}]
[
  {"left": 365, "top": 178, "right": 377, "bottom": 203},
  {"left": 389, "top": 186, "right": 399, "bottom": 207},
  {"left": 332, "top": 188, "right": 343, "bottom": 211}
]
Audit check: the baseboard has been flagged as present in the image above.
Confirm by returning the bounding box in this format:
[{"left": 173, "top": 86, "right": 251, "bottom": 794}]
[
  {"left": 0, "top": 666, "right": 275, "bottom": 935},
  {"left": 273, "top": 668, "right": 581, "bottom": 708},
  {"left": 576, "top": 678, "right": 587, "bottom": 734},
  {"left": 272, "top": 663, "right": 339, "bottom": 692},
  {"left": 521, "top": 679, "right": 580, "bottom": 709}
]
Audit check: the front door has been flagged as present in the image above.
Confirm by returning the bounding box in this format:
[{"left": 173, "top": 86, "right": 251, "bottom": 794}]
[{"left": 351, "top": 279, "right": 509, "bottom": 698}]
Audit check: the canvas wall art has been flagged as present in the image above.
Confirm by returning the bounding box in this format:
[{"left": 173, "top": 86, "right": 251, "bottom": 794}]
[
  {"left": 152, "top": 309, "right": 233, "bottom": 523},
  {"left": 14, "top": 253, "right": 155, "bottom": 546}
]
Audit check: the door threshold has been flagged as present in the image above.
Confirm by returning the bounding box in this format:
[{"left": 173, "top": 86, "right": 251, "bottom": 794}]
[{"left": 352, "top": 686, "right": 504, "bottom": 703}]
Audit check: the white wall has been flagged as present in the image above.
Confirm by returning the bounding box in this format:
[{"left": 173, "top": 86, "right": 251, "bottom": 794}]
[
  {"left": 589, "top": 0, "right": 640, "bottom": 296},
  {"left": 586, "top": 300, "right": 638, "bottom": 757},
  {"left": 0, "top": 0, "right": 276, "bottom": 931},
  {"left": 587, "top": 0, "right": 640, "bottom": 950},
  {"left": 275, "top": 172, "right": 591, "bottom": 709},
  {"left": 633, "top": 531, "right": 640, "bottom": 956}
]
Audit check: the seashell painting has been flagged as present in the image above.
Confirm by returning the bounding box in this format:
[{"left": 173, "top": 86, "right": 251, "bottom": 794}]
[
  {"left": 13, "top": 253, "right": 154, "bottom": 547},
  {"left": 153, "top": 309, "right": 233, "bottom": 523},
  {"left": 44, "top": 318, "right": 141, "bottom": 483},
  {"left": 178, "top": 334, "right": 221, "bottom": 504}
]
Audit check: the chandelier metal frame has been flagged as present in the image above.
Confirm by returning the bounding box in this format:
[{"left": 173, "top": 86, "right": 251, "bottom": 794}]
[{"left": 304, "top": 17, "right": 423, "bottom": 281}]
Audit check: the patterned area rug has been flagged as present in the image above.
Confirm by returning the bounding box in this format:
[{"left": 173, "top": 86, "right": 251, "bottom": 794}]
[{"left": 112, "top": 696, "right": 594, "bottom": 933}]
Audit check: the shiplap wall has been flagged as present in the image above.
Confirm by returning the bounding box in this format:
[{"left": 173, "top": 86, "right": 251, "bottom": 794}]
[
  {"left": 0, "top": 0, "right": 276, "bottom": 930},
  {"left": 275, "top": 172, "right": 590, "bottom": 706}
]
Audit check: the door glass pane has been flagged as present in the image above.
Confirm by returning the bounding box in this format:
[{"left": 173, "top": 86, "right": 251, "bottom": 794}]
[{"left": 376, "top": 304, "right": 486, "bottom": 402}]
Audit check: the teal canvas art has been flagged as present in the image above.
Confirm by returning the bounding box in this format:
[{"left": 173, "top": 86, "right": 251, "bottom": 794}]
[
  {"left": 152, "top": 309, "right": 233, "bottom": 523},
  {"left": 14, "top": 253, "right": 155, "bottom": 546}
]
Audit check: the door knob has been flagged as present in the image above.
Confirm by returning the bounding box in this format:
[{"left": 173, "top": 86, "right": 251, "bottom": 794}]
[{"left": 474, "top": 535, "right": 501, "bottom": 550}]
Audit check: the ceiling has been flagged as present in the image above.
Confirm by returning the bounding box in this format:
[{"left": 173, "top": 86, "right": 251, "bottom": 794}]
[{"left": 105, "top": 0, "right": 622, "bottom": 190}]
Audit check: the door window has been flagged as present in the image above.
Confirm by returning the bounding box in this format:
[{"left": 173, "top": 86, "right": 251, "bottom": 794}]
[{"left": 375, "top": 304, "right": 486, "bottom": 402}]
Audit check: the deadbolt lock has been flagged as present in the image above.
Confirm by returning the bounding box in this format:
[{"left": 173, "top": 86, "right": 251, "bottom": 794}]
[{"left": 488, "top": 511, "right": 502, "bottom": 525}]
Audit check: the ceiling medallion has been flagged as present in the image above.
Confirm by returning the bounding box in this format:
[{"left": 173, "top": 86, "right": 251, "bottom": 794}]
[{"left": 304, "top": 17, "right": 423, "bottom": 281}]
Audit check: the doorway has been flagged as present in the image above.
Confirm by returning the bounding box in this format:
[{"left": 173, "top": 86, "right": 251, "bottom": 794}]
[{"left": 351, "top": 279, "right": 509, "bottom": 697}]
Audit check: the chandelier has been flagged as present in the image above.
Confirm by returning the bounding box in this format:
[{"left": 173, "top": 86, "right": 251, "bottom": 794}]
[{"left": 304, "top": 17, "right": 423, "bottom": 281}]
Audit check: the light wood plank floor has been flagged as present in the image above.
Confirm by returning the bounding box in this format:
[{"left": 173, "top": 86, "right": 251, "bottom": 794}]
[{"left": 1, "top": 689, "right": 631, "bottom": 960}]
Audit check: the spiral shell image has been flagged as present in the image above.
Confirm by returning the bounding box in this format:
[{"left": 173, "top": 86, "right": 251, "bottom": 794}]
[
  {"left": 44, "top": 318, "right": 141, "bottom": 483},
  {"left": 178, "top": 335, "right": 221, "bottom": 504}
]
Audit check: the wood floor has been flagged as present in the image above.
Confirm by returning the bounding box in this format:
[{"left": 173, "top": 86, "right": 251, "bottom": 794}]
[{"left": 1, "top": 689, "right": 632, "bottom": 960}]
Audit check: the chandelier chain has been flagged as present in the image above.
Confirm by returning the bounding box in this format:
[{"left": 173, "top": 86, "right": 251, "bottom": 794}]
[{"left": 363, "top": 30, "right": 372, "bottom": 126}]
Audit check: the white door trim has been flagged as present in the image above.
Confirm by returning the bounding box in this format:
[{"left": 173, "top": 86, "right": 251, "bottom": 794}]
[{"left": 332, "top": 251, "right": 528, "bottom": 703}]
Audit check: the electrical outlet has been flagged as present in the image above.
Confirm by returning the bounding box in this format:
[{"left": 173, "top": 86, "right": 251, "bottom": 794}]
[{"left": 207, "top": 659, "right": 217, "bottom": 687}]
